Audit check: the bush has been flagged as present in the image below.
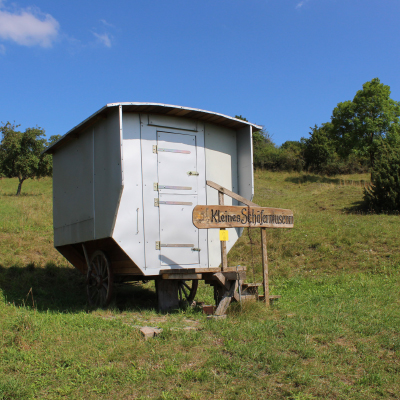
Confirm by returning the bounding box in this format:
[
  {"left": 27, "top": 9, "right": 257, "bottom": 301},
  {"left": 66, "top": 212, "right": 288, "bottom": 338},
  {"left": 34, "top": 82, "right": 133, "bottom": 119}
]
[
  {"left": 320, "top": 154, "right": 369, "bottom": 176},
  {"left": 364, "top": 144, "right": 400, "bottom": 212}
]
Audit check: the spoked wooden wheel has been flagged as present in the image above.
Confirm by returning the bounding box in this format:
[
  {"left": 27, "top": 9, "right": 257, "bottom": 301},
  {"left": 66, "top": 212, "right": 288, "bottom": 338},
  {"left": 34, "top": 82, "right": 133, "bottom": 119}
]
[
  {"left": 86, "top": 250, "right": 113, "bottom": 308},
  {"left": 178, "top": 280, "right": 198, "bottom": 305}
]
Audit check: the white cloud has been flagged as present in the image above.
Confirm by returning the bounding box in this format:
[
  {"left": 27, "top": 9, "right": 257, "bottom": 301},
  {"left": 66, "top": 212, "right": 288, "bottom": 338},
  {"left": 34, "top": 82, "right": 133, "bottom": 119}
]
[
  {"left": 0, "top": 4, "right": 59, "bottom": 47},
  {"left": 100, "top": 19, "right": 115, "bottom": 29},
  {"left": 92, "top": 32, "right": 112, "bottom": 48},
  {"left": 295, "top": 0, "right": 310, "bottom": 9}
]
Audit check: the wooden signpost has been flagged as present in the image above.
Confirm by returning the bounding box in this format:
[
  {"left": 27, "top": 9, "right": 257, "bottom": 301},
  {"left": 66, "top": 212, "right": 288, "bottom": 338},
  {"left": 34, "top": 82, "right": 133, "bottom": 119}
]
[
  {"left": 193, "top": 181, "right": 294, "bottom": 308},
  {"left": 193, "top": 205, "right": 294, "bottom": 229}
]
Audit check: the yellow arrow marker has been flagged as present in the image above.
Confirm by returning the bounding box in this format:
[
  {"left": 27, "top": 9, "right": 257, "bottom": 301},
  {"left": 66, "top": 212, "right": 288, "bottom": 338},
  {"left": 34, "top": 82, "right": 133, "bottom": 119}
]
[{"left": 219, "top": 229, "right": 229, "bottom": 241}]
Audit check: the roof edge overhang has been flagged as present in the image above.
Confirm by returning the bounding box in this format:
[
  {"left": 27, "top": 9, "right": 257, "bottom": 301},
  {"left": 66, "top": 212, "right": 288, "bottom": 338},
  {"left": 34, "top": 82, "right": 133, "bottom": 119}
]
[{"left": 44, "top": 102, "right": 263, "bottom": 154}]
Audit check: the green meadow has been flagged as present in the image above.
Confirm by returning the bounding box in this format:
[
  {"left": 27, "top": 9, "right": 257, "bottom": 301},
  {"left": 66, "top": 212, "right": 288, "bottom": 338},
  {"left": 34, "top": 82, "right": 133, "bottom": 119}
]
[{"left": 0, "top": 172, "right": 399, "bottom": 399}]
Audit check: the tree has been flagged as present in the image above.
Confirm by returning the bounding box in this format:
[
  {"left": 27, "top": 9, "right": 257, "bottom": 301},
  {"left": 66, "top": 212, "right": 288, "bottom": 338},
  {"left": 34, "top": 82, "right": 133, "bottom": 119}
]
[
  {"left": 331, "top": 78, "right": 400, "bottom": 168},
  {"left": 0, "top": 122, "right": 59, "bottom": 195},
  {"left": 280, "top": 140, "right": 304, "bottom": 152},
  {"left": 364, "top": 143, "right": 400, "bottom": 212},
  {"left": 278, "top": 140, "right": 305, "bottom": 172},
  {"left": 302, "top": 122, "right": 335, "bottom": 172}
]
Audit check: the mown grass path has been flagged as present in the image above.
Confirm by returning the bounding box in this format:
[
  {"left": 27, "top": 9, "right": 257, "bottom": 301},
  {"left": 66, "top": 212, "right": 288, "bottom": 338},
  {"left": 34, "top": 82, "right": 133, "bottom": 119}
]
[{"left": 0, "top": 173, "right": 399, "bottom": 399}]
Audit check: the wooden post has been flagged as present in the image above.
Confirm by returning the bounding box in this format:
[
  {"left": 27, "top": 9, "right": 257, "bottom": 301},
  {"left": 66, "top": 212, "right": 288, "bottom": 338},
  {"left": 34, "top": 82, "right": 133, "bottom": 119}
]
[
  {"left": 156, "top": 280, "right": 179, "bottom": 311},
  {"left": 261, "top": 228, "right": 269, "bottom": 307},
  {"left": 218, "top": 190, "right": 228, "bottom": 271}
]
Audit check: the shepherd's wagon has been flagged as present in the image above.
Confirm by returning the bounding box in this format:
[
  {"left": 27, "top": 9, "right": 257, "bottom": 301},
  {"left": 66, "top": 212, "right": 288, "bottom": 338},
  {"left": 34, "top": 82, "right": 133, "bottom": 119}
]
[{"left": 44, "top": 103, "right": 264, "bottom": 311}]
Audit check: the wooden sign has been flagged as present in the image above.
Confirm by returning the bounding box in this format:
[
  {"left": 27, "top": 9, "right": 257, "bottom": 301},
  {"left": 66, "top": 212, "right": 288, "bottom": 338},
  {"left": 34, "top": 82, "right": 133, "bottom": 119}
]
[{"left": 193, "top": 205, "right": 294, "bottom": 229}]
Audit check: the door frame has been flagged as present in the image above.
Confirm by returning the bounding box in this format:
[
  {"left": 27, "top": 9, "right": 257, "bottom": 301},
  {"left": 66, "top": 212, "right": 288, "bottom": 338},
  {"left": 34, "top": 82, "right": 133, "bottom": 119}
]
[{"left": 140, "top": 116, "right": 208, "bottom": 274}]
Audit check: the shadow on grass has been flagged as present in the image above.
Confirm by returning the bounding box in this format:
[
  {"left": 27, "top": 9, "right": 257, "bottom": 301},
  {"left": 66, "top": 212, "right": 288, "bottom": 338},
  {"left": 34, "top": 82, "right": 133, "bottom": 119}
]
[
  {"left": 0, "top": 262, "right": 158, "bottom": 313},
  {"left": 285, "top": 175, "right": 342, "bottom": 184},
  {"left": 343, "top": 200, "right": 369, "bottom": 214},
  {"left": 343, "top": 201, "right": 400, "bottom": 216}
]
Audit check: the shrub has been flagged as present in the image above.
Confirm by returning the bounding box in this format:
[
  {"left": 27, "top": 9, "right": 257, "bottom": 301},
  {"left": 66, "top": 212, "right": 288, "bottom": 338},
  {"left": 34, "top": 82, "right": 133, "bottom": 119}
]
[
  {"left": 364, "top": 144, "right": 400, "bottom": 212},
  {"left": 321, "top": 154, "right": 369, "bottom": 176}
]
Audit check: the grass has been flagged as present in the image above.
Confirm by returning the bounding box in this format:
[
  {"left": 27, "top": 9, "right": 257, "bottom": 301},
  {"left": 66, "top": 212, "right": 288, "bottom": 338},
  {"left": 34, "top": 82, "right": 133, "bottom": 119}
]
[
  {"left": 0, "top": 177, "right": 65, "bottom": 267},
  {"left": 0, "top": 172, "right": 399, "bottom": 399}
]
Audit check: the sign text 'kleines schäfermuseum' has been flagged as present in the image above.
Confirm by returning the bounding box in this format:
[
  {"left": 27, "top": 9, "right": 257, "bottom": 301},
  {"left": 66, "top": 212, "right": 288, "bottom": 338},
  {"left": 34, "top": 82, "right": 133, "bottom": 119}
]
[{"left": 193, "top": 205, "right": 294, "bottom": 229}]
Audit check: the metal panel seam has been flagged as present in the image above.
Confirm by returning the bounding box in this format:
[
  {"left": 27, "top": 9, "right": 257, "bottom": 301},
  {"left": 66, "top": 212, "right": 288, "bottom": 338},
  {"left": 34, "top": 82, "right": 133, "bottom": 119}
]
[
  {"left": 140, "top": 115, "right": 147, "bottom": 269},
  {"left": 203, "top": 123, "right": 210, "bottom": 269},
  {"left": 119, "top": 105, "right": 124, "bottom": 185},
  {"left": 250, "top": 129, "right": 254, "bottom": 200}
]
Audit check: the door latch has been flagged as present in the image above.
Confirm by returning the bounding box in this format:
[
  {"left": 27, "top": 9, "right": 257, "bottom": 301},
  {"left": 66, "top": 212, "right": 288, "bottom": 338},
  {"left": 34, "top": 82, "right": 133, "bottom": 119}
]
[{"left": 187, "top": 171, "right": 199, "bottom": 176}]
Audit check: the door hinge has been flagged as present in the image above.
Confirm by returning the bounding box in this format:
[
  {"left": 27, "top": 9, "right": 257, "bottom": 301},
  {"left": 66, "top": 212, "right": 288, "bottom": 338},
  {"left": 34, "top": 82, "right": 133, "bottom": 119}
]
[
  {"left": 155, "top": 241, "right": 160, "bottom": 250},
  {"left": 152, "top": 145, "right": 157, "bottom": 154},
  {"left": 154, "top": 198, "right": 159, "bottom": 207},
  {"left": 187, "top": 171, "right": 199, "bottom": 176},
  {"left": 153, "top": 182, "right": 158, "bottom": 191}
]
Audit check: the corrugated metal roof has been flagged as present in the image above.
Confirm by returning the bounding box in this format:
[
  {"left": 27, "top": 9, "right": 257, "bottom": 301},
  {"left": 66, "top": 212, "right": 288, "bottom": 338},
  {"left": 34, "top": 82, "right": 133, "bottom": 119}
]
[{"left": 44, "top": 102, "right": 263, "bottom": 154}]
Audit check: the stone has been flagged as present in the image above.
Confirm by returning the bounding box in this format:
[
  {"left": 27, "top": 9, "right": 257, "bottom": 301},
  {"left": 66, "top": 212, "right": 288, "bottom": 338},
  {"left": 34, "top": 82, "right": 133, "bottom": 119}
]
[{"left": 140, "top": 326, "right": 163, "bottom": 339}]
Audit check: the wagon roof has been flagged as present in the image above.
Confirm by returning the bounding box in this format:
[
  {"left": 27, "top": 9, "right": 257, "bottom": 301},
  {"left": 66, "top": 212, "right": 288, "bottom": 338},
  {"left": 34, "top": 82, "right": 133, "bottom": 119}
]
[{"left": 44, "top": 102, "right": 263, "bottom": 154}]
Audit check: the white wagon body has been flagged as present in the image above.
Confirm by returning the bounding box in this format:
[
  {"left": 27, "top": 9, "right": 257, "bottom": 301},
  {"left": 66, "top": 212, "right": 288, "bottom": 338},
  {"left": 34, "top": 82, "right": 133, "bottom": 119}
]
[{"left": 45, "top": 103, "right": 261, "bottom": 280}]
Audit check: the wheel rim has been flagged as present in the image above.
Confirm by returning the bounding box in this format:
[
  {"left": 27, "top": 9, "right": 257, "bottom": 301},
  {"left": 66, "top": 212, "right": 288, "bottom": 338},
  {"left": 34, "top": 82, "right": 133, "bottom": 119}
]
[
  {"left": 178, "top": 280, "right": 198, "bottom": 305},
  {"left": 86, "top": 250, "right": 113, "bottom": 308}
]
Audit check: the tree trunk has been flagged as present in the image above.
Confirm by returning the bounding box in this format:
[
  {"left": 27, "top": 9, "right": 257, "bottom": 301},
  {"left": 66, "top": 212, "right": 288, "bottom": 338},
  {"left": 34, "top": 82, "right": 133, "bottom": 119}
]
[{"left": 16, "top": 179, "right": 24, "bottom": 196}]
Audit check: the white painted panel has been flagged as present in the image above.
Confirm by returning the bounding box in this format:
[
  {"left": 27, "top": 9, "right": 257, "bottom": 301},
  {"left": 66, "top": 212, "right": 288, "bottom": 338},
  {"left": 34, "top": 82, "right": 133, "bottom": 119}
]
[
  {"left": 196, "top": 124, "right": 208, "bottom": 269},
  {"left": 157, "top": 131, "right": 197, "bottom": 195},
  {"left": 53, "top": 127, "right": 94, "bottom": 246},
  {"left": 237, "top": 125, "right": 254, "bottom": 201},
  {"left": 113, "top": 113, "right": 146, "bottom": 272},
  {"left": 54, "top": 219, "right": 94, "bottom": 247},
  {"left": 94, "top": 109, "right": 123, "bottom": 239},
  {"left": 204, "top": 123, "right": 238, "bottom": 201},
  {"left": 159, "top": 194, "right": 199, "bottom": 266},
  {"left": 204, "top": 123, "right": 240, "bottom": 268},
  {"left": 141, "top": 116, "right": 161, "bottom": 270}
]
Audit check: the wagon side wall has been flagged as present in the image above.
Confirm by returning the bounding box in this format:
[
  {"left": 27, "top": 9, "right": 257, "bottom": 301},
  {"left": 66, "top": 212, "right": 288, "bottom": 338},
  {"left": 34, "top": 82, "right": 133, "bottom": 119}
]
[
  {"left": 53, "top": 108, "right": 122, "bottom": 247},
  {"left": 53, "top": 126, "right": 95, "bottom": 246},
  {"left": 93, "top": 108, "right": 123, "bottom": 239},
  {"left": 204, "top": 123, "right": 239, "bottom": 268},
  {"left": 237, "top": 125, "right": 254, "bottom": 202},
  {"left": 112, "top": 112, "right": 146, "bottom": 274}
]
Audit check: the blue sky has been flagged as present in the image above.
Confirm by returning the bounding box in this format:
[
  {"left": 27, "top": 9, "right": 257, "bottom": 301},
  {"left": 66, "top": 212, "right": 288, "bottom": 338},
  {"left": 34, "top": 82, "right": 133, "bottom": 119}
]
[{"left": 1, "top": 0, "right": 399, "bottom": 145}]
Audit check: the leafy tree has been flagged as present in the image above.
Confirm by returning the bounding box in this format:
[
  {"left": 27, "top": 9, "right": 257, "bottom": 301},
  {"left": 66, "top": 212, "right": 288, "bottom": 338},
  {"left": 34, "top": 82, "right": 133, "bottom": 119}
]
[
  {"left": 364, "top": 143, "right": 400, "bottom": 212},
  {"left": 331, "top": 78, "right": 400, "bottom": 168},
  {"left": 0, "top": 122, "right": 59, "bottom": 195},
  {"left": 302, "top": 123, "right": 335, "bottom": 172},
  {"left": 278, "top": 140, "right": 305, "bottom": 172},
  {"left": 280, "top": 140, "right": 303, "bottom": 152},
  {"left": 235, "top": 115, "right": 248, "bottom": 122}
]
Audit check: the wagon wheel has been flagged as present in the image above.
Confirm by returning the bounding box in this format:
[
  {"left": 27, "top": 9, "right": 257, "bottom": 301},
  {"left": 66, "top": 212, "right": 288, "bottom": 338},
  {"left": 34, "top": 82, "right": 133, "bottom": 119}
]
[
  {"left": 86, "top": 250, "right": 113, "bottom": 308},
  {"left": 178, "top": 280, "right": 198, "bottom": 305}
]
